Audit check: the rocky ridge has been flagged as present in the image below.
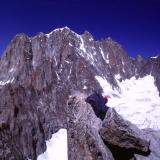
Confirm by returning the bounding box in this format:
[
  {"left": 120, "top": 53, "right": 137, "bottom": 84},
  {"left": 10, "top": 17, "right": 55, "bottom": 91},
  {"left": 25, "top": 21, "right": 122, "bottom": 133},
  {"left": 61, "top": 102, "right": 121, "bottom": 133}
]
[{"left": 0, "top": 27, "right": 160, "bottom": 160}]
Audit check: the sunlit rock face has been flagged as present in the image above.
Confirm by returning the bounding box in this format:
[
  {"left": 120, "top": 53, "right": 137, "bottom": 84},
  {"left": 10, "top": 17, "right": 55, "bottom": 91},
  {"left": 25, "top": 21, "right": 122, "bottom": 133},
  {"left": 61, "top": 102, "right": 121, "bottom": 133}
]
[{"left": 0, "top": 27, "right": 160, "bottom": 160}]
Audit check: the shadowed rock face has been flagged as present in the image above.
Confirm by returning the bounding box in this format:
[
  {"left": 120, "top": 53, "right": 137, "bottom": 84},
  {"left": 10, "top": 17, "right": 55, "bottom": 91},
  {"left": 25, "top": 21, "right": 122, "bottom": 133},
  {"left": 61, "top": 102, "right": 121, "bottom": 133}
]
[
  {"left": 0, "top": 27, "right": 160, "bottom": 160},
  {"left": 0, "top": 84, "right": 69, "bottom": 159},
  {"left": 99, "top": 108, "right": 150, "bottom": 159},
  {"left": 100, "top": 108, "right": 150, "bottom": 153},
  {"left": 0, "top": 127, "right": 25, "bottom": 160}
]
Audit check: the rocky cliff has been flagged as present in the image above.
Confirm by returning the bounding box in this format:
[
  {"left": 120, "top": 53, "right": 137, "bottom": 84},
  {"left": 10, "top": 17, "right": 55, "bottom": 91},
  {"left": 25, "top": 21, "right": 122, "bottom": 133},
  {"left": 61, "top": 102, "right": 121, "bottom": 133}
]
[{"left": 0, "top": 27, "right": 160, "bottom": 160}]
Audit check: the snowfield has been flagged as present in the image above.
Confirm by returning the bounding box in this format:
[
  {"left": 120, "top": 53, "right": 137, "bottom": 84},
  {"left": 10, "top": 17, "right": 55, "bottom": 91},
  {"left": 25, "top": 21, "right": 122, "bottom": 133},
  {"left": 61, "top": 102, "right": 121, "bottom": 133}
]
[
  {"left": 37, "top": 129, "right": 68, "bottom": 160},
  {"left": 96, "top": 75, "right": 160, "bottom": 130}
]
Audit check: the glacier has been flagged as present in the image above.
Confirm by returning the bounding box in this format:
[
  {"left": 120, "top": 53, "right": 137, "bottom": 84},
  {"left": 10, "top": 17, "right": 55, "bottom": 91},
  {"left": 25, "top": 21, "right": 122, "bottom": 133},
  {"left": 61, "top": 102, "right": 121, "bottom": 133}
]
[{"left": 96, "top": 75, "right": 160, "bottom": 130}]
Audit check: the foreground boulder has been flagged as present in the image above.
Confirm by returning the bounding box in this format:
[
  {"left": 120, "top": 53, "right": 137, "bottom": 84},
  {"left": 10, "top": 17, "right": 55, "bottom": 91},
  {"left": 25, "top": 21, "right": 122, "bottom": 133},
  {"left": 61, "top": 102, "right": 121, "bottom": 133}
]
[
  {"left": 99, "top": 108, "right": 150, "bottom": 159},
  {"left": 134, "top": 129, "right": 160, "bottom": 160}
]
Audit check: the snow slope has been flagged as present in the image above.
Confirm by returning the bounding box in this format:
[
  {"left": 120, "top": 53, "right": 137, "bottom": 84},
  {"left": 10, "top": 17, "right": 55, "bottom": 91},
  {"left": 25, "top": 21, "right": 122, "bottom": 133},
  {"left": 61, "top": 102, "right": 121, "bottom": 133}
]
[
  {"left": 96, "top": 75, "right": 160, "bottom": 130},
  {"left": 37, "top": 129, "right": 68, "bottom": 160}
]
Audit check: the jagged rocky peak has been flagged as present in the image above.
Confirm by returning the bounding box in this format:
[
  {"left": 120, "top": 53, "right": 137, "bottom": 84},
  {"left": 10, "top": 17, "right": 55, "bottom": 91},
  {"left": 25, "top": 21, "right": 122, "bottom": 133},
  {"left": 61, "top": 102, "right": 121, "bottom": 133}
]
[
  {"left": 45, "top": 26, "right": 78, "bottom": 39},
  {"left": 1, "top": 26, "right": 159, "bottom": 90},
  {"left": 82, "top": 30, "right": 95, "bottom": 41},
  {"left": 0, "top": 27, "right": 160, "bottom": 160},
  {"left": 1, "top": 27, "right": 106, "bottom": 91},
  {"left": 106, "top": 36, "right": 115, "bottom": 42},
  {"left": 136, "top": 54, "right": 144, "bottom": 62},
  {"left": 0, "top": 27, "right": 159, "bottom": 93},
  {"left": 0, "top": 26, "right": 159, "bottom": 84},
  {"left": 104, "top": 36, "right": 122, "bottom": 48}
]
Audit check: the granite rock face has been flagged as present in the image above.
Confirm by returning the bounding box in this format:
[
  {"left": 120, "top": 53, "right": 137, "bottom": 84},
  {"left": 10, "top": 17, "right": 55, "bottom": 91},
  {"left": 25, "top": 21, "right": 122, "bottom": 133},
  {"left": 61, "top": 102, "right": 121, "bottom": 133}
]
[
  {"left": 99, "top": 108, "right": 150, "bottom": 159},
  {"left": 0, "top": 27, "right": 160, "bottom": 160},
  {"left": 0, "top": 27, "right": 103, "bottom": 160},
  {"left": 0, "top": 83, "right": 70, "bottom": 159},
  {"left": 100, "top": 108, "right": 150, "bottom": 153},
  {"left": 134, "top": 129, "right": 160, "bottom": 160},
  {"left": 67, "top": 96, "right": 114, "bottom": 160}
]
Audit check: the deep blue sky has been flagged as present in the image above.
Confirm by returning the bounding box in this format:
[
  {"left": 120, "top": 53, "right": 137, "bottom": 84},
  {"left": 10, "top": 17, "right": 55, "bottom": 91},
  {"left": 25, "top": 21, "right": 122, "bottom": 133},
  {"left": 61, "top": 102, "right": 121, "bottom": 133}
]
[{"left": 0, "top": 0, "right": 160, "bottom": 58}]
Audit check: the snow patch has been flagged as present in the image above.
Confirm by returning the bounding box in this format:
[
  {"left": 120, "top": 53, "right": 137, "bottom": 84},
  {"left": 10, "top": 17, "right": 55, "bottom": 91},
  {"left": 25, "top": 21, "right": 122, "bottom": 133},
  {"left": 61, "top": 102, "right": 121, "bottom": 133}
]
[
  {"left": 65, "top": 60, "right": 70, "bottom": 64},
  {"left": 95, "top": 75, "right": 160, "bottom": 130},
  {"left": 151, "top": 56, "right": 158, "bottom": 59},
  {"left": 46, "top": 32, "right": 53, "bottom": 38},
  {"left": 9, "top": 68, "right": 16, "bottom": 73},
  {"left": 68, "top": 65, "right": 72, "bottom": 79},
  {"left": 100, "top": 48, "right": 105, "bottom": 60},
  {"left": 106, "top": 54, "right": 109, "bottom": 63},
  {"left": 100, "top": 48, "right": 110, "bottom": 64},
  {"left": 93, "top": 51, "right": 96, "bottom": 56},
  {"left": 69, "top": 42, "right": 73, "bottom": 47},
  {"left": 106, "top": 60, "right": 109, "bottom": 63},
  {"left": 55, "top": 71, "right": 60, "bottom": 80},
  {"left": 95, "top": 76, "right": 119, "bottom": 97},
  {"left": 77, "top": 36, "right": 95, "bottom": 65},
  {"left": 46, "top": 26, "right": 74, "bottom": 38},
  {"left": 122, "top": 61, "right": 125, "bottom": 72},
  {"left": 0, "top": 78, "right": 14, "bottom": 86},
  {"left": 37, "top": 129, "right": 68, "bottom": 160},
  {"left": 54, "top": 55, "right": 58, "bottom": 66},
  {"left": 89, "top": 37, "right": 93, "bottom": 41},
  {"left": 115, "top": 74, "right": 121, "bottom": 80},
  {"left": 79, "top": 36, "right": 86, "bottom": 53},
  {"left": 46, "top": 27, "right": 67, "bottom": 38},
  {"left": 83, "top": 85, "right": 87, "bottom": 89}
]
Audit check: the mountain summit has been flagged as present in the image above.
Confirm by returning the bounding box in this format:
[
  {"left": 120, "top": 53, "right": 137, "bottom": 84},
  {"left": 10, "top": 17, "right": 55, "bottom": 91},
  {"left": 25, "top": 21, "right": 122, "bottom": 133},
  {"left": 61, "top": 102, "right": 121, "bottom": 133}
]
[{"left": 0, "top": 27, "right": 160, "bottom": 160}]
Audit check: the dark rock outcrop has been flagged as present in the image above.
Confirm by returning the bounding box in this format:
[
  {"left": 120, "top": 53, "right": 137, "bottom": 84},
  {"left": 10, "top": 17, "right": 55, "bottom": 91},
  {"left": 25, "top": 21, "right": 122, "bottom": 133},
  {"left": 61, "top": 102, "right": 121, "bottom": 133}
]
[
  {"left": 67, "top": 95, "right": 114, "bottom": 160},
  {"left": 99, "top": 108, "right": 150, "bottom": 159},
  {"left": 0, "top": 84, "right": 64, "bottom": 160},
  {"left": 100, "top": 108, "right": 150, "bottom": 152},
  {"left": 0, "top": 126, "right": 26, "bottom": 160},
  {"left": 134, "top": 129, "right": 160, "bottom": 160}
]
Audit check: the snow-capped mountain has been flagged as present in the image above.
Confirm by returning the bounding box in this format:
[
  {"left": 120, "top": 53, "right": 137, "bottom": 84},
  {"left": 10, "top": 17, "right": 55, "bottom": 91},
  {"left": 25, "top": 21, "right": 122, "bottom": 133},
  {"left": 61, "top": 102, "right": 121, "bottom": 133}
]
[{"left": 0, "top": 27, "right": 160, "bottom": 160}]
